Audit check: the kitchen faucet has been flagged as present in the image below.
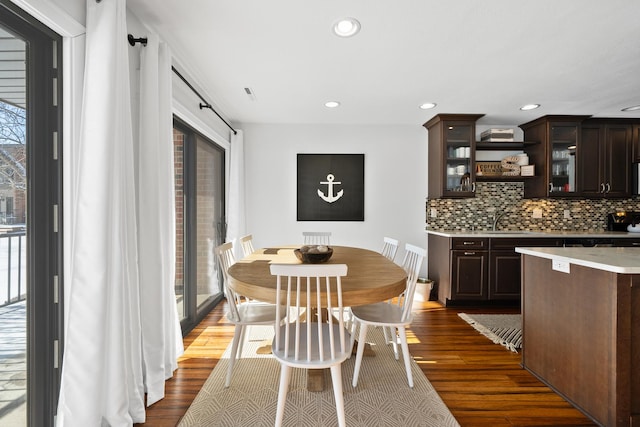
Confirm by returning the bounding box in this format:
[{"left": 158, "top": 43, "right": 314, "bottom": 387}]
[{"left": 491, "top": 211, "right": 506, "bottom": 231}]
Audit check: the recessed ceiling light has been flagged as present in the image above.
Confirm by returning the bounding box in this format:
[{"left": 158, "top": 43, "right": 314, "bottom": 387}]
[
  {"left": 621, "top": 105, "right": 640, "bottom": 112},
  {"left": 419, "top": 102, "right": 437, "bottom": 110},
  {"left": 520, "top": 104, "right": 540, "bottom": 111},
  {"left": 332, "top": 18, "right": 361, "bottom": 37},
  {"left": 325, "top": 101, "right": 341, "bottom": 108}
]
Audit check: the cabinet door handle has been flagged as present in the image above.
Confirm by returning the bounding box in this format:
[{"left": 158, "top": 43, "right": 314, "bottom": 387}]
[
  {"left": 462, "top": 241, "right": 476, "bottom": 245},
  {"left": 600, "top": 183, "right": 605, "bottom": 193},
  {"left": 464, "top": 252, "right": 476, "bottom": 255},
  {"left": 549, "top": 183, "right": 553, "bottom": 192},
  {"left": 605, "top": 183, "right": 611, "bottom": 193},
  {"left": 472, "top": 182, "right": 476, "bottom": 192},
  {"left": 631, "top": 242, "right": 640, "bottom": 246}
]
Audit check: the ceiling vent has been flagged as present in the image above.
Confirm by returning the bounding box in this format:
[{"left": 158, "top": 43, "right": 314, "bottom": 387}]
[{"left": 244, "top": 87, "right": 256, "bottom": 101}]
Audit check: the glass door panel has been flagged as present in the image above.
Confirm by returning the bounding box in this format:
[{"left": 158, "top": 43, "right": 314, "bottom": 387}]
[
  {"left": 173, "top": 118, "right": 225, "bottom": 334},
  {"left": 444, "top": 123, "right": 473, "bottom": 193},
  {"left": 173, "top": 128, "right": 186, "bottom": 321},
  {"left": 195, "top": 136, "right": 224, "bottom": 312},
  {"left": 550, "top": 125, "right": 577, "bottom": 193}
]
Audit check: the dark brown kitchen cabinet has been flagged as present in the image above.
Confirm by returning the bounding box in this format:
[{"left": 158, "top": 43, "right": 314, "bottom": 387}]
[
  {"left": 424, "top": 114, "right": 484, "bottom": 198},
  {"left": 489, "top": 238, "right": 563, "bottom": 301},
  {"left": 633, "top": 124, "right": 640, "bottom": 162},
  {"left": 451, "top": 249, "right": 488, "bottom": 300},
  {"left": 580, "top": 119, "right": 634, "bottom": 198},
  {"left": 519, "top": 115, "right": 590, "bottom": 198},
  {"left": 428, "top": 234, "right": 563, "bottom": 306}
]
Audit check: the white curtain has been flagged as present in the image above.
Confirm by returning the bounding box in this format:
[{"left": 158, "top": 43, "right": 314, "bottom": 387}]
[
  {"left": 58, "top": 0, "right": 145, "bottom": 425},
  {"left": 58, "top": 2, "right": 183, "bottom": 425},
  {"left": 137, "top": 33, "right": 183, "bottom": 406},
  {"left": 226, "top": 130, "right": 246, "bottom": 258}
]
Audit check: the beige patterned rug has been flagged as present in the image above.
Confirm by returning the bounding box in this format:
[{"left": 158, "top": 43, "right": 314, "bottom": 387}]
[{"left": 178, "top": 325, "right": 459, "bottom": 427}]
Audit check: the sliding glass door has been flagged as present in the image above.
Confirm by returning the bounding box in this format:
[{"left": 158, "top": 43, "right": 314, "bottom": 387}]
[
  {"left": 173, "top": 119, "right": 225, "bottom": 334},
  {"left": 0, "top": 1, "right": 62, "bottom": 426}
]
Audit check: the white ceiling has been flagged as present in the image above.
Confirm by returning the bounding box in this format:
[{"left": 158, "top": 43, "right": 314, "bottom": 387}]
[{"left": 128, "top": 0, "right": 640, "bottom": 127}]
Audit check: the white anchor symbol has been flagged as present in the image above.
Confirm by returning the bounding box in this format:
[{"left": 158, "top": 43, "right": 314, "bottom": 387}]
[{"left": 317, "top": 174, "right": 344, "bottom": 203}]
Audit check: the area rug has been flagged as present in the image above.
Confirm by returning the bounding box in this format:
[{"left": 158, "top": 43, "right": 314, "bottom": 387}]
[
  {"left": 458, "top": 313, "right": 522, "bottom": 353},
  {"left": 178, "top": 325, "right": 459, "bottom": 427}
]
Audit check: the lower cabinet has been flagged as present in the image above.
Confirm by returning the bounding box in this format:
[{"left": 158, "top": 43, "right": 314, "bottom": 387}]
[
  {"left": 428, "top": 234, "right": 563, "bottom": 306},
  {"left": 451, "top": 249, "right": 488, "bottom": 300}
]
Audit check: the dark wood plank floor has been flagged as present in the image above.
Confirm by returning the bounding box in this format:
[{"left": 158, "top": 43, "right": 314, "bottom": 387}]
[{"left": 136, "top": 299, "right": 596, "bottom": 426}]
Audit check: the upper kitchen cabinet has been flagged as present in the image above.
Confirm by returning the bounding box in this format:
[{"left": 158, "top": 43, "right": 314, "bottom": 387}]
[
  {"left": 424, "top": 114, "right": 484, "bottom": 198},
  {"left": 580, "top": 118, "right": 639, "bottom": 198},
  {"left": 634, "top": 124, "right": 640, "bottom": 163},
  {"left": 519, "top": 115, "right": 590, "bottom": 198}
]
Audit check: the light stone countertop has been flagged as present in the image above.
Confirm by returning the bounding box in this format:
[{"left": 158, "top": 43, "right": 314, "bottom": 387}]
[
  {"left": 515, "top": 246, "right": 640, "bottom": 274},
  {"left": 426, "top": 230, "right": 640, "bottom": 238}
]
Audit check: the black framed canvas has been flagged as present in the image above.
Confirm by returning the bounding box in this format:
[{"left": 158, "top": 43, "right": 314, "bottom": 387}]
[{"left": 297, "top": 153, "right": 364, "bottom": 221}]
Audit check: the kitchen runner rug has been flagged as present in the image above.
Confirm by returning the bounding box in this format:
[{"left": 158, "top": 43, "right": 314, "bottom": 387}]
[
  {"left": 458, "top": 313, "right": 522, "bottom": 353},
  {"left": 178, "top": 325, "right": 459, "bottom": 427}
]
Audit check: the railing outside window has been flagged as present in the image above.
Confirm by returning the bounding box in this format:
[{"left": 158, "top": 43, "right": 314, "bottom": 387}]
[{"left": 0, "top": 230, "right": 26, "bottom": 307}]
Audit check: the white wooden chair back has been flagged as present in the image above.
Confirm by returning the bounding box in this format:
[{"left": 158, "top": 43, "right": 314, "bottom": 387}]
[
  {"left": 302, "top": 231, "right": 331, "bottom": 246},
  {"left": 397, "top": 244, "right": 426, "bottom": 322},
  {"left": 214, "top": 241, "right": 241, "bottom": 321},
  {"left": 270, "top": 263, "right": 349, "bottom": 365},
  {"left": 239, "top": 234, "right": 255, "bottom": 257},
  {"left": 381, "top": 236, "right": 399, "bottom": 261}
]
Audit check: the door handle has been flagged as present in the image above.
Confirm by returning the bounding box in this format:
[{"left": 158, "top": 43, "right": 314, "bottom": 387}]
[
  {"left": 464, "top": 252, "right": 476, "bottom": 255},
  {"left": 600, "top": 183, "right": 605, "bottom": 193},
  {"left": 605, "top": 183, "right": 611, "bottom": 193}
]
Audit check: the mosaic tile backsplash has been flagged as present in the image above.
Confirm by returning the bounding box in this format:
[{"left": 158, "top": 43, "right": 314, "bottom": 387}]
[{"left": 426, "top": 182, "right": 640, "bottom": 232}]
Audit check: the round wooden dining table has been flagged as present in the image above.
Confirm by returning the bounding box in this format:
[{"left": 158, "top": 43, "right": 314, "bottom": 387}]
[
  {"left": 227, "top": 245, "right": 407, "bottom": 392},
  {"left": 227, "top": 245, "right": 407, "bottom": 307}
]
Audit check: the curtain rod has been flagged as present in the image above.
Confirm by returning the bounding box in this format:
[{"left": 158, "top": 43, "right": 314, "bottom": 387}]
[
  {"left": 127, "top": 33, "right": 237, "bottom": 136},
  {"left": 171, "top": 66, "right": 237, "bottom": 135}
]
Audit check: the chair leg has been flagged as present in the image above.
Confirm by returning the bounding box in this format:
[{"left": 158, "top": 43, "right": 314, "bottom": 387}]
[
  {"left": 349, "top": 319, "right": 358, "bottom": 358},
  {"left": 352, "top": 324, "right": 368, "bottom": 387},
  {"left": 237, "top": 324, "right": 247, "bottom": 358},
  {"left": 389, "top": 326, "right": 399, "bottom": 360},
  {"left": 225, "top": 325, "right": 243, "bottom": 388},
  {"left": 274, "top": 365, "right": 291, "bottom": 427},
  {"left": 398, "top": 326, "right": 414, "bottom": 388},
  {"left": 330, "top": 365, "right": 346, "bottom": 427}
]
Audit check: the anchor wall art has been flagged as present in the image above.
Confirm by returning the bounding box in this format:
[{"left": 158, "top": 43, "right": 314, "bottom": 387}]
[{"left": 297, "top": 153, "right": 365, "bottom": 221}]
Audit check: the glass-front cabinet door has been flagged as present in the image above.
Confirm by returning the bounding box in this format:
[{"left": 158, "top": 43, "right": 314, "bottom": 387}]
[
  {"left": 549, "top": 124, "right": 578, "bottom": 194},
  {"left": 425, "top": 114, "right": 483, "bottom": 198},
  {"left": 444, "top": 122, "right": 475, "bottom": 195}
]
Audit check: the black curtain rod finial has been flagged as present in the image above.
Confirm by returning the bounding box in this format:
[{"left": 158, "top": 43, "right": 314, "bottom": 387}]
[{"left": 127, "top": 34, "right": 148, "bottom": 47}]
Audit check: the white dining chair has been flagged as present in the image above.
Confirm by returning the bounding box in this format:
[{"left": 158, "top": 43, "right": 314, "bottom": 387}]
[
  {"left": 239, "top": 234, "right": 255, "bottom": 257},
  {"left": 381, "top": 236, "right": 399, "bottom": 261},
  {"left": 270, "top": 263, "right": 350, "bottom": 427},
  {"left": 302, "top": 231, "right": 331, "bottom": 246},
  {"left": 214, "top": 242, "right": 284, "bottom": 388},
  {"left": 350, "top": 243, "right": 426, "bottom": 388}
]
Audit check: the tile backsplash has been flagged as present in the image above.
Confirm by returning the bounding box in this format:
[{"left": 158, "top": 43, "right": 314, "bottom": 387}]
[{"left": 426, "top": 182, "right": 640, "bottom": 231}]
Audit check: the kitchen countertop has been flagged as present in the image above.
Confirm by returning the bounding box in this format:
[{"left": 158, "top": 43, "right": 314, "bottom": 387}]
[
  {"left": 515, "top": 246, "right": 640, "bottom": 274},
  {"left": 426, "top": 230, "right": 640, "bottom": 238}
]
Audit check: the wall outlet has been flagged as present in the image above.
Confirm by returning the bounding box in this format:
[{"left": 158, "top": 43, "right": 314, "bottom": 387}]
[
  {"left": 563, "top": 209, "right": 571, "bottom": 219},
  {"left": 532, "top": 208, "right": 543, "bottom": 219},
  {"left": 430, "top": 208, "right": 437, "bottom": 218}
]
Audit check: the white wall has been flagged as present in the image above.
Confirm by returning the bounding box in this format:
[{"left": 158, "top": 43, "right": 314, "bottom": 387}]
[{"left": 241, "top": 123, "right": 428, "bottom": 275}]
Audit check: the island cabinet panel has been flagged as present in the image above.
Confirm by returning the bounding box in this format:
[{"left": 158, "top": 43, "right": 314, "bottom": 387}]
[{"left": 521, "top": 255, "right": 640, "bottom": 427}]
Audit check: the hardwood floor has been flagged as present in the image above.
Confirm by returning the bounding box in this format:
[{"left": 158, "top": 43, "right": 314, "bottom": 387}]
[{"left": 136, "top": 299, "right": 596, "bottom": 427}]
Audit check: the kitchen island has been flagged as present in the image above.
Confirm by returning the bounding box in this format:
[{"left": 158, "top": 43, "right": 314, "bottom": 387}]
[{"left": 515, "top": 246, "right": 640, "bottom": 427}]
